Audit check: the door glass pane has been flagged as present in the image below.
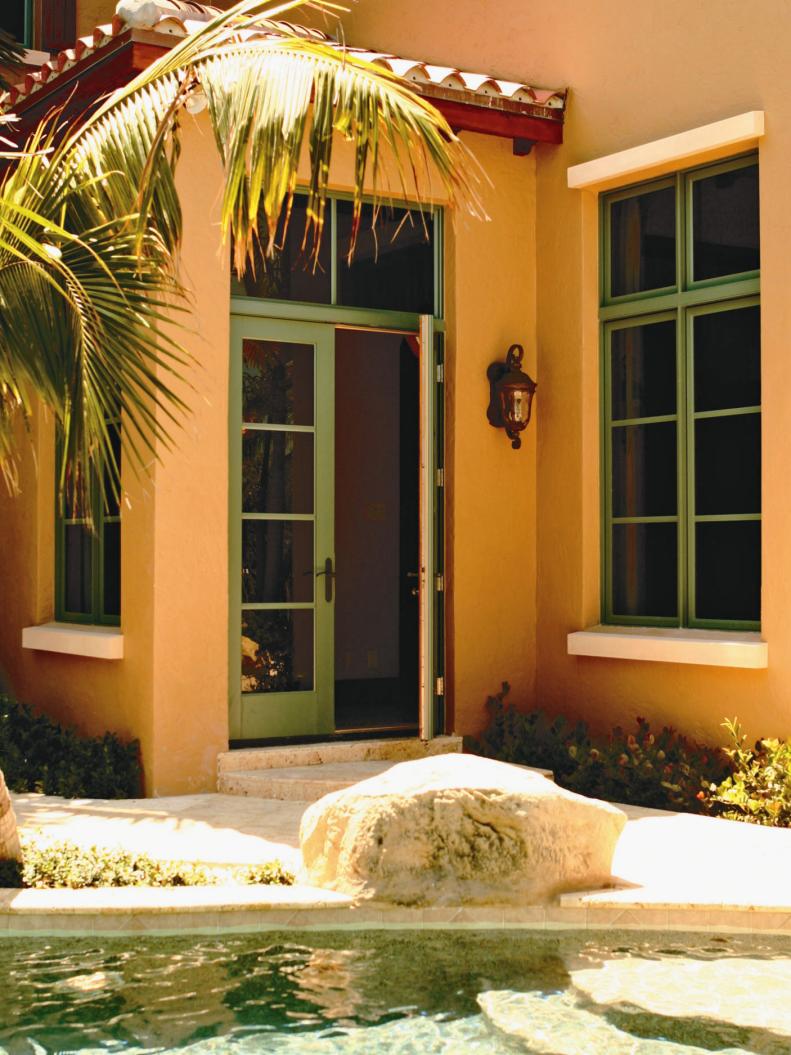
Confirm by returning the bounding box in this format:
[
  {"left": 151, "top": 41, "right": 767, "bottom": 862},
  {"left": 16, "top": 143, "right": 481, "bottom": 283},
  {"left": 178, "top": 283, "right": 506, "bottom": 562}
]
[
  {"left": 231, "top": 194, "right": 332, "bottom": 303},
  {"left": 612, "top": 523, "right": 677, "bottom": 617},
  {"left": 695, "top": 413, "right": 761, "bottom": 515},
  {"left": 611, "top": 320, "right": 676, "bottom": 420},
  {"left": 242, "top": 521, "right": 314, "bottom": 603},
  {"left": 243, "top": 340, "right": 314, "bottom": 426},
  {"left": 692, "top": 163, "right": 759, "bottom": 281},
  {"left": 102, "top": 521, "right": 121, "bottom": 618},
  {"left": 337, "top": 200, "right": 435, "bottom": 314},
  {"left": 696, "top": 521, "right": 760, "bottom": 621},
  {"left": 241, "top": 610, "right": 314, "bottom": 694},
  {"left": 610, "top": 185, "right": 676, "bottom": 297},
  {"left": 693, "top": 306, "right": 760, "bottom": 412},
  {"left": 64, "top": 524, "right": 92, "bottom": 614},
  {"left": 242, "top": 431, "right": 314, "bottom": 514},
  {"left": 612, "top": 422, "right": 677, "bottom": 517}
]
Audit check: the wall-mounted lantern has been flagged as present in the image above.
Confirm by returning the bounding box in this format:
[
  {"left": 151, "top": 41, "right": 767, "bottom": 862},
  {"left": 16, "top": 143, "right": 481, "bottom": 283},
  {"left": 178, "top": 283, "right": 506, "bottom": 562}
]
[{"left": 486, "top": 344, "right": 537, "bottom": 450}]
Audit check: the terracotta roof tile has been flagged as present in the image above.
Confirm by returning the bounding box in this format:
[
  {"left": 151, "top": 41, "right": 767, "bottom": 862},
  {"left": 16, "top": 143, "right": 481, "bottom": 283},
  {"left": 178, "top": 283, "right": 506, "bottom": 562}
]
[{"left": 1, "top": 1, "right": 567, "bottom": 120}]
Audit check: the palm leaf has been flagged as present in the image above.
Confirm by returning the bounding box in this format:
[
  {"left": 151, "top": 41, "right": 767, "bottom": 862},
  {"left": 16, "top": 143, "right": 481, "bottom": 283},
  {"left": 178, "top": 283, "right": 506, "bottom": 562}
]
[
  {"left": 0, "top": 30, "right": 25, "bottom": 93},
  {"left": 0, "top": 0, "right": 477, "bottom": 509}
]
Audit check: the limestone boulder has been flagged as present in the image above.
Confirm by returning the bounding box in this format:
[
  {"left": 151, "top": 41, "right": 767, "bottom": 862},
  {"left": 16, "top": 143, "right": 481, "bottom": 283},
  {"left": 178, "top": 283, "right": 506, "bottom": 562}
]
[
  {"left": 299, "top": 753, "right": 626, "bottom": 905},
  {"left": 0, "top": 768, "right": 21, "bottom": 862}
]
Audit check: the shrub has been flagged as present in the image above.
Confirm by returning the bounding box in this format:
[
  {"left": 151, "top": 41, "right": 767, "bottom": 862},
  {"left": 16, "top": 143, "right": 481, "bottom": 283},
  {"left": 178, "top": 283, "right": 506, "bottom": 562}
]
[
  {"left": 474, "top": 684, "right": 731, "bottom": 813},
  {"left": 0, "top": 840, "right": 296, "bottom": 889},
  {"left": 705, "top": 718, "right": 791, "bottom": 827},
  {"left": 0, "top": 696, "right": 141, "bottom": 798}
]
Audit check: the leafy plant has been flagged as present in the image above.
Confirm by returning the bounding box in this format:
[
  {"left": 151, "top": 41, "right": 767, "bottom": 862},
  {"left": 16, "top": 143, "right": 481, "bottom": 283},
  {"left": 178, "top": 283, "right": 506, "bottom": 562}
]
[
  {"left": 0, "top": 839, "right": 295, "bottom": 889},
  {"left": 705, "top": 718, "right": 791, "bottom": 826},
  {"left": 0, "top": 696, "right": 141, "bottom": 798},
  {"left": 474, "top": 684, "right": 731, "bottom": 812}
]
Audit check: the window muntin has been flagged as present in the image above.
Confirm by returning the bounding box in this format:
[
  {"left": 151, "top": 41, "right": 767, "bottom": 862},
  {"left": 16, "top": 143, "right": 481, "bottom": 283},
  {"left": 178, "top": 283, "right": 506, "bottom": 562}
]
[
  {"left": 602, "top": 154, "right": 760, "bottom": 630},
  {"left": 232, "top": 192, "right": 440, "bottom": 317},
  {"left": 56, "top": 421, "right": 121, "bottom": 626}
]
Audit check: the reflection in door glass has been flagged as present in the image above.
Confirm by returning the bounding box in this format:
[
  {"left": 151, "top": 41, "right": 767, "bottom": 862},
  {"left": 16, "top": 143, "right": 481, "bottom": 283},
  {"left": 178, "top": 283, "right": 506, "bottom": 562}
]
[
  {"left": 242, "top": 340, "right": 314, "bottom": 425},
  {"left": 242, "top": 520, "right": 314, "bottom": 604},
  {"left": 242, "top": 431, "right": 314, "bottom": 514},
  {"left": 241, "top": 610, "right": 314, "bottom": 694}
]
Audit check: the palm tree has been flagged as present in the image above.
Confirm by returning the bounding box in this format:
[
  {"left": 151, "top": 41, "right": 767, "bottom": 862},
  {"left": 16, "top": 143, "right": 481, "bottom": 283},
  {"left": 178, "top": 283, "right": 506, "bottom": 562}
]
[{"left": 0, "top": 0, "right": 475, "bottom": 855}]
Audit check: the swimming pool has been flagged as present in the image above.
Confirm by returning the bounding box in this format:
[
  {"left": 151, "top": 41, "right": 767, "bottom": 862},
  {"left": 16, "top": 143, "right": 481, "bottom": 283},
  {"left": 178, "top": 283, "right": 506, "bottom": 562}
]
[{"left": 0, "top": 930, "right": 788, "bottom": 1054}]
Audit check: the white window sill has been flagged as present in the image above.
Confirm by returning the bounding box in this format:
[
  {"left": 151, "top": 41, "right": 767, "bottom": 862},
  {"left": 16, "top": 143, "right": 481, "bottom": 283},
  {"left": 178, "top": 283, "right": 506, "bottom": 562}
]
[
  {"left": 22, "top": 622, "right": 124, "bottom": 661},
  {"left": 567, "top": 625, "right": 767, "bottom": 669}
]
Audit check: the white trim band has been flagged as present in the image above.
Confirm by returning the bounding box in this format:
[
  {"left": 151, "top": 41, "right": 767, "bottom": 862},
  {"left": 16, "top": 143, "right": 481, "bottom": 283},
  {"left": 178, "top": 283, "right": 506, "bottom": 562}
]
[
  {"left": 567, "top": 111, "right": 765, "bottom": 190},
  {"left": 22, "top": 622, "right": 124, "bottom": 660},
  {"left": 568, "top": 625, "right": 767, "bottom": 669}
]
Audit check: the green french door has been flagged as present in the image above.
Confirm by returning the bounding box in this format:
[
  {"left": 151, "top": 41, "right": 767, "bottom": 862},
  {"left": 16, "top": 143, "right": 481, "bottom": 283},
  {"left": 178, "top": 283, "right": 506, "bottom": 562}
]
[
  {"left": 229, "top": 311, "right": 441, "bottom": 742},
  {"left": 230, "top": 317, "right": 335, "bottom": 739}
]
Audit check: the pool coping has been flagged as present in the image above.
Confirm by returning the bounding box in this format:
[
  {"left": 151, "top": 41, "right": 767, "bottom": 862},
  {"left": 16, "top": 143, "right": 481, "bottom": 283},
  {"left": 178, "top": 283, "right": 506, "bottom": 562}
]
[{"left": 3, "top": 883, "right": 791, "bottom": 937}]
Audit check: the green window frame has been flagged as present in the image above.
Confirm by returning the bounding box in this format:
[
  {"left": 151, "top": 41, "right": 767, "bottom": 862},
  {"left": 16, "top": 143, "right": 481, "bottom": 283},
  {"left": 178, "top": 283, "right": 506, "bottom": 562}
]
[
  {"left": 55, "top": 421, "right": 121, "bottom": 626},
  {"left": 601, "top": 153, "right": 761, "bottom": 630}
]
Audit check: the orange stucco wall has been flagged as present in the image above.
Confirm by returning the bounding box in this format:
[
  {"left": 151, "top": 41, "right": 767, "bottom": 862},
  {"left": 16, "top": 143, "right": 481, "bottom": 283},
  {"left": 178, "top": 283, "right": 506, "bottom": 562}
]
[
  {"left": 9, "top": 0, "right": 791, "bottom": 794},
  {"left": 343, "top": 0, "right": 791, "bottom": 748}
]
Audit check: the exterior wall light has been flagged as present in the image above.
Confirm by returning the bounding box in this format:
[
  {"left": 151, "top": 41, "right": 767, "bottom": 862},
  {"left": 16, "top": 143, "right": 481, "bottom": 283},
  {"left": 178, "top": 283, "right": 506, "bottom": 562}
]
[{"left": 486, "top": 344, "right": 537, "bottom": 449}]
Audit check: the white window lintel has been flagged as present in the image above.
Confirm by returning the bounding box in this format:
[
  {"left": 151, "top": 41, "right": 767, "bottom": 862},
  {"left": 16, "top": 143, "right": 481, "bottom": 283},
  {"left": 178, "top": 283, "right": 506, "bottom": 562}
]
[
  {"left": 567, "top": 111, "right": 765, "bottom": 191},
  {"left": 22, "top": 622, "right": 124, "bottom": 660},
  {"left": 568, "top": 625, "right": 767, "bottom": 669}
]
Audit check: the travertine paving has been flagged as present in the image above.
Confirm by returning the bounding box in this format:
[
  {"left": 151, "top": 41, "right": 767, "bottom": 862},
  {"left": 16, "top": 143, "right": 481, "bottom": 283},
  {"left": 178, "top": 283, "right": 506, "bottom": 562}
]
[{"left": 7, "top": 788, "right": 791, "bottom": 935}]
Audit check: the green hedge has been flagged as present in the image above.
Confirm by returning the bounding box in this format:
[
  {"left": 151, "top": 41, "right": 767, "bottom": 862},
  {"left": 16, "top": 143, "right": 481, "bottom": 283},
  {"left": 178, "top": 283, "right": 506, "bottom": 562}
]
[
  {"left": 0, "top": 840, "right": 295, "bottom": 889},
  {"left": 0, "top": 695, "right": 141, "bottom": 798},
  {"left": 474, "top": 683, "right": 732, "bottom": 813}
]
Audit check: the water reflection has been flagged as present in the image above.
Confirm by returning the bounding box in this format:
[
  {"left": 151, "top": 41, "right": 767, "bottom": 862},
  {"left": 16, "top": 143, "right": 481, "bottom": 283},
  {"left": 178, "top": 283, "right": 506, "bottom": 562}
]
[{"left": 1, "top": 932, "right": 791, "bottom": 1055}]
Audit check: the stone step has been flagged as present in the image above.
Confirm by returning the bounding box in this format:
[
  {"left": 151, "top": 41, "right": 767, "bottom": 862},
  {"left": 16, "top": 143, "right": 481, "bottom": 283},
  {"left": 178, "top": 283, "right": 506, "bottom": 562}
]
[
  {"left": 218, "top": 760, "right": 396, "bottom": 801},
  {"left": 218, "top": 757, "right": 554, "bottom": 802},
  {"left": 217, "top": 735, "right": 463, "bottom": 777}
]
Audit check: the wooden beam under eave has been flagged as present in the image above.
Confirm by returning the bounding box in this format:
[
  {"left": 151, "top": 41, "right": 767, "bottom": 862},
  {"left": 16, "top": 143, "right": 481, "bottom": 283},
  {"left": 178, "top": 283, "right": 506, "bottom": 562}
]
[{"left": 430, "top": 98, "right": 563, "bottom": 145}]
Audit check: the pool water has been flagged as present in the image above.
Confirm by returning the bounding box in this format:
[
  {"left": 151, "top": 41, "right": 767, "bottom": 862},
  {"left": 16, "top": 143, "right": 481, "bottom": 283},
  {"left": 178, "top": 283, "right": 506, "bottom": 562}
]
[{"left": 1, "top": 930, "right": 790, "bottom": 1054}]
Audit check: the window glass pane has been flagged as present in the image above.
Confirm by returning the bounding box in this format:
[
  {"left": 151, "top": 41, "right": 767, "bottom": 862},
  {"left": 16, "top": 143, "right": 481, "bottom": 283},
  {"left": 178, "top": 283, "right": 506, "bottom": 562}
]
[
  {"left": 612, "top": 421, "right": 677, "bottom": 517},
  {"left": 610, "top": 186, "right": 675, "bottom": 297},
  {"left": 611, "top": 320, "right": 676, "bottom": 420},
  {"left": 231, "top": 195, "right": 331, "bottom": 303},
  {"left": 696, "top": 521, "right": 760, "bottom": 622},
  {"left": 103, "top": 422, "right": 122, "bottom": 519},
  {"left": 103, "top": 521, "right": 121, "bottom": 618},
  {"left": 64, "top": 525, "right": 92, "bottom": 614},
  {"left": 692, "top": 163, "right": 759, "bottom": 281},
  {"left": 0, "top": 2, "right": 26, "bottom": 43},
  {"left": 241, "top": 610, "right": 314, "bottom": 693},
  {"left": 242, "top": 431, "right": 313, "bottom": 515},
  {"left": 695, "top": 413, "right": 760, "bottom": 515},
  {"left": 337, "top": 200, "right": 434, "bottom": 313},
  {"left": 693, "top": 305, "right": 760, "bottom": 413},
  {"left": 242, "top": 520, "right": 314, "bottom": 603},
  {"left": 612, "top": 523, "right": 677, "bottom": 617},
  {"left": 243, "top": 340, "right": 314, "bottom": 426}
]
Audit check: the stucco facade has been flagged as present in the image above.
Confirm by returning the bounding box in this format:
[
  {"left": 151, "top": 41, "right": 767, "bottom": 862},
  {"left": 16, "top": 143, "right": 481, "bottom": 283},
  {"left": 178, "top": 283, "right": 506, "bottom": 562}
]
[{"left": 0, "top": 0, "right": 786, "bottom": 793}]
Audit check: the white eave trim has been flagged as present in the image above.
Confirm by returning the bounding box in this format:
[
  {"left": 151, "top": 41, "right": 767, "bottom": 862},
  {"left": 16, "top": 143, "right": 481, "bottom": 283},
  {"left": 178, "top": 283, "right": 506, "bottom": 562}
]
[
  {"left": 22, "top": 622, "right": 124, "bottom": 660},
  {"left": 568, "top": 625, "right": 767, "bottom": 669},
  {"left": 567, "top": 111, "right": 765, "bottom": 190}
]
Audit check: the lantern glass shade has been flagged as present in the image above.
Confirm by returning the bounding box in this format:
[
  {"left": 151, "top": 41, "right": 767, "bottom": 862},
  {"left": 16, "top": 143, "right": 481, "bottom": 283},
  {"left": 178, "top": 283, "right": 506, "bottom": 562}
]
[{"left": 500, "top": 384, "right": 533, "bottom": 429}]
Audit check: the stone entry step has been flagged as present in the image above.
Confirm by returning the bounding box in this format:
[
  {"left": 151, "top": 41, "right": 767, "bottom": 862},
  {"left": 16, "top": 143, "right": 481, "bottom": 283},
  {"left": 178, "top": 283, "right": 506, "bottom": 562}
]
[
  {"left": 220, "top": 760, "right": 398, "bottom": 801},
  {"left": 217, "top": 735, "right": 463, "bottom": 778},
  {"left": 217, "top": 733, "right": 553, "bottom": 801}
]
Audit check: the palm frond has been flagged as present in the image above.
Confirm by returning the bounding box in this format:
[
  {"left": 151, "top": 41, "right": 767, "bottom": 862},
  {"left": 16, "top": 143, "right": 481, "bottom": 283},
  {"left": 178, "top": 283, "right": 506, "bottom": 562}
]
[
  {"left": 0, "top": 116, "right": 190, "bottom": 510},
  {"left": 56, "top": 0, "right": 481, "bottom": 269}
]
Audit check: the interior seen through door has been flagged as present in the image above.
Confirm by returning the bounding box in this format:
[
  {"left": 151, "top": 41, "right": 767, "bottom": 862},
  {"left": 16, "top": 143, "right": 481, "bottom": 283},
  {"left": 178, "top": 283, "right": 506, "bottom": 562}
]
[{"left": 334, "top": 330, "right": 419, "bottom": 731}]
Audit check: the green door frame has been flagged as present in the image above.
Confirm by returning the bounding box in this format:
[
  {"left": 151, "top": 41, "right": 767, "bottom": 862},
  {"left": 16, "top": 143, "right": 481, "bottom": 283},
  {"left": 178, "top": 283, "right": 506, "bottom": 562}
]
[{"left": 229, "top": 297, "right": 445, "bottom": 742}]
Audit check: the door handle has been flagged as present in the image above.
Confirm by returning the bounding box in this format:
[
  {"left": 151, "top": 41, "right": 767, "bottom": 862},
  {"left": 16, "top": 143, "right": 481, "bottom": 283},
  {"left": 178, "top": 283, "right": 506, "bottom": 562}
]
[{"left": 316, "top": 557, "right": 335, "bottom": 603}]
